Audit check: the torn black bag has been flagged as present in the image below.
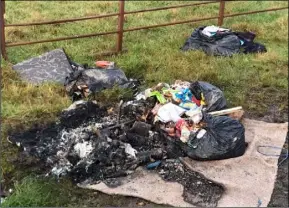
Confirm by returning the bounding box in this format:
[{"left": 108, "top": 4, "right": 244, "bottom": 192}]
[{"left": 235, "top": 31, "right": 267, "bottom": 54}]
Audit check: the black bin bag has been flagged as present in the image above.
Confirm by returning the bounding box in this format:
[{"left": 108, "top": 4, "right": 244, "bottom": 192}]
[
  {"left": 184, "top": 113, "right": 246, "bottom": 161},
  {"left": 189, "top": 81, "right": 227, "bottom": 112},
  {"left": 181, "top": 26, "right": 241, "bottom": 56}
]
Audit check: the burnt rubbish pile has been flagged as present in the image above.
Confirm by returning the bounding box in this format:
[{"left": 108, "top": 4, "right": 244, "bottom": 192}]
[
  {"left": 9, "top": 99, "right": 185, "bottom": 184},
  {"left": 9, "top": 80, "right": 245, "bottom": 205}
]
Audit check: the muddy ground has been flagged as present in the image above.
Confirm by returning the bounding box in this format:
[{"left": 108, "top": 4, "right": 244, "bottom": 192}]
[{"left": 268, "top": 136, "right": 288, "bottom": 207}]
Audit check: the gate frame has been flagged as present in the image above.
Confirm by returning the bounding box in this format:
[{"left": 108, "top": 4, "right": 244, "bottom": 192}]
[{"left": 0, "top": 0, "right": 288, "bottom": 60}]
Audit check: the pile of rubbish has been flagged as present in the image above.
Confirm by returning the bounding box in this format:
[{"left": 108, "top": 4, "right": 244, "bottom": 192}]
[
  {"left": 6, "top": 26, "right": 281, "bottom": 206},
  {"left": 135, "top": 80, "right": 246, "bottom": 160},
  {"left": 12, "top": 49, "right": 140, "bottom": 101},
  {"left": 65, "top": 60, "right": 140, "bottom": 101},
  {"left": 9, "top": 80, "right": 246, "bottom": 185},
  {"left": 181, "top": 25, "right": 267, "bottom": 56}
]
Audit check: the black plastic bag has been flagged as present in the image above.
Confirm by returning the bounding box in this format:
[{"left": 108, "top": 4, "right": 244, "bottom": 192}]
[
  {"left": 235, "top": 32, "right": 267, "bottom": 54},
  {"left": 181, "top": 26, "right": 241, "bottom": 56},
  {"left": 64, "top": 62, "right": 140, "bottom": 100},
  {"left": 189, "top": 81, "right": 227, "bottom": 112},
  {"left": 184, "top": 113, "right": 246, "bottom": 161},
  {"left": 181, "top": 26, "right": 267, "bottom": 56}
]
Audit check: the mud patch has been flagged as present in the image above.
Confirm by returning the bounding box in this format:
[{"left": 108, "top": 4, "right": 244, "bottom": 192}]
[{"left": 245, "top": 87, "right": 288, "bottom": 123}]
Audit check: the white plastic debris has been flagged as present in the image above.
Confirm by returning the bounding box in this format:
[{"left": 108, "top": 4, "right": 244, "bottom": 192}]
[
  {"left": 180, "top": 127, "right": 190, "bottom": 143},
  {"left": 64, "top": 100, "right": 97, "bottom": 111},
  {"left": 197, "top": 129, "right": 207, "bottom": 139},
  {"left": 124, "top": 143, "right": 138, "bottom": 158},
  {"left": 157, "top": 103, "right": 186, "bottom": 123},
  {"left": 74, "top": 141, "right": 93, "bottom": 158},
  {"left": 186, "top": 107, "right": 203, "bottom": 124},
  {"left": 135, "top": 92, "right": 146, "bottom": 100}
]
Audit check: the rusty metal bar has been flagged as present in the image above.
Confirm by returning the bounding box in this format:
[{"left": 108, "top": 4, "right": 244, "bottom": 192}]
[
  {"left": 4, "top": 6, "right": 288, "bottom": 48},
  {"left": 6, "top": 30, "right": 119, "bottom": 47},
  {"left": 218, "top": 1, "right": 225, "bottom": 26},
  {"left": 5, "top": 15, "right": 219, "bottom": 47},
  {"left": 125, "top": 1, "right": 217, "bottom": 15},
  {"left": 0, "top": 0, "right": 7, "bottom": 60},
  {"left": 116, "top": 0, "right": 125, "bottom": 52},
  {"left": 5, "top": 1, "right": 217, "bottom": 27},
  {"left": 5, "top": 12, "right": 119, "bottom": 27},
  {"left": 123, "top": 15, "right": 220, "bottom": 33},
  {"left": 223, "top": 6, "right": 288, "bottom": 19}
]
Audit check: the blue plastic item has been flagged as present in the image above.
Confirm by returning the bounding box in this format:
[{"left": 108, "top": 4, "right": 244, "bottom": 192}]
[
  {"left": 146, "top": 161, "right": 162, "bottom": 170},
  {"left": 175, "top": 88, "right": 193, "bottom": 102}
]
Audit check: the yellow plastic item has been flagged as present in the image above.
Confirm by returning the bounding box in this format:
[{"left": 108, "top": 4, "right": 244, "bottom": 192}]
[{"left": 200, "top": 93, "right": 206, "bottom": 105}]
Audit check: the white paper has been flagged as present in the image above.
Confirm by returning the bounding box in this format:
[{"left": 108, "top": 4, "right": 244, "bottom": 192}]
[{"left": 202, "top": 25, "right": 229, "bottom": 37}]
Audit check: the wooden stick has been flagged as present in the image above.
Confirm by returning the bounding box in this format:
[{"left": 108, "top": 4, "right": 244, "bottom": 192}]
[{"left": 208, "top": 106, "right": 243, "bottom": 116}]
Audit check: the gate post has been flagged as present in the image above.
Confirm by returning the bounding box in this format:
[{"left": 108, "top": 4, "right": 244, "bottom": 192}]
[
  {"left": 116, "top": 0, "right": 125, "bottom": 52},
  {"left": 218, "top": 0, "right": 225, "bottom": 26},
  {"left": 0, "top": 0, "right": 7, "bottom": 60}
]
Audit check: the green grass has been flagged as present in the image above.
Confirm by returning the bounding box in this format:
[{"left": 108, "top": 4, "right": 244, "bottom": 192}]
[
  {"left": 1, "top": 1, "right": 288, "bottom": 206},
  {"left": 2, "top": 176, "right": 156, "bottom": 207},
  {"left": 1, "top": 177, "right": 70, "bottom": 207}
]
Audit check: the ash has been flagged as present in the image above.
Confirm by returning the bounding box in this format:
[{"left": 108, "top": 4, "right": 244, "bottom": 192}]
[
  {"left": 10, "top": 100, "right": 183, "bottom": 182},
  {"left": 9, "top": 100, "right": 224, "bottom": 206}
]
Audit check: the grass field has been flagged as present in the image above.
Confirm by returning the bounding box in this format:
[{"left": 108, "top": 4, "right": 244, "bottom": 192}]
[{"left": 1, "top": 1, "right": 288, "bottom": 206}]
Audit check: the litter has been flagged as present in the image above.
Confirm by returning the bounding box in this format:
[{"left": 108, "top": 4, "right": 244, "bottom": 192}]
[
  {"left": 157, "top": 103, "right": 186, "bottom": 123},
  {"left": 95, "top": 61, "right": 115, "bottom": 69},
  {"left": 181, "top": 25, "right": 267, "bottom": 56},
  {"left": 146, "top": 161, "right": 162, "bottom": 170},
  {"left": 74, "top": 141, "right": 94, "bottom": 159},
  {"left": 12, "top": 48, "right": 73, "bottom": 84},
  {"left": 11, "top": 49, "right": 140, "bottom": 100},
  {"left": 189, "top": 81, "right": 226, "bottom": 112},
  {"left": 208, "top": 106, "right": 244, "bottom": 120},
  {"left": 8, "top": 79, "right": 251, "bottom": 206},
  {"left": 64, "top": 62, "right": 139, "bottom": 100},
  {"left": 80, "top": 119, "right": 287, "bottom": 207},
  {"left": 124, "top": 143, "right": 138, "bottom": 158},
  {"left": 185, "top": 113, "right": 246, "bottom": 160},
  {"left": 257, "top": 145, "right": 289, "bottom": 166},
  {"left": 201, "top": 25, "right": 230, "bottom": 37}
]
